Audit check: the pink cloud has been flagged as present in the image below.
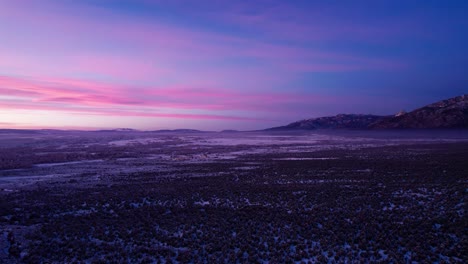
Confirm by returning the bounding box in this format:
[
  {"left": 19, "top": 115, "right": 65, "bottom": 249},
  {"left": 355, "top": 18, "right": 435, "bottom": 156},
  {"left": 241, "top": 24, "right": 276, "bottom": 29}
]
[
  {"left": 0, "top": 1, "right": 419, "bottom": 130},
  {"left": 0, "top": 100, "right": 263, "bottom": 121},
  {"left": 0, "top": 122, "right": 16, "bottom": 126},
  {"left": 0, "top": 75, "right": 335, "bottom": 119}
]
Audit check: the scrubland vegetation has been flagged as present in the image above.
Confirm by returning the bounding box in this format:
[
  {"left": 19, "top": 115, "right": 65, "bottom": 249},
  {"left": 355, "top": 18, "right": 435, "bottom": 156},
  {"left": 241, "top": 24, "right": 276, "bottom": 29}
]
[{"left": 0, "top": 131, "right": 466, "bottom": 263}]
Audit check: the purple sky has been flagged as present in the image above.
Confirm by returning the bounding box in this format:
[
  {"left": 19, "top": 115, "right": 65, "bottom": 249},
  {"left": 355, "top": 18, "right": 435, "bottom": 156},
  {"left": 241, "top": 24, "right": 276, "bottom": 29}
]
[{"left": 1, "top": 0, "right": 467, "bottom": 130}]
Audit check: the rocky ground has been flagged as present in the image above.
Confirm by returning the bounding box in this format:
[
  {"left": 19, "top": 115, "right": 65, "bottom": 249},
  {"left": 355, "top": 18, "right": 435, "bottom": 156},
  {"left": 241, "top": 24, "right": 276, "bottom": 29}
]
[{"left": 0, "top": 131, "right": 467, "bottom": 263}]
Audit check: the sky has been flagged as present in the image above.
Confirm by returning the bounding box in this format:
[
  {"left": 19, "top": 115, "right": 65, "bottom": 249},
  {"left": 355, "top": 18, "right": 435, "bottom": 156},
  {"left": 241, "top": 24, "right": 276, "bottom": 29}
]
[{"left": 0, "top": 0, "right": 467, "bottom": 130}]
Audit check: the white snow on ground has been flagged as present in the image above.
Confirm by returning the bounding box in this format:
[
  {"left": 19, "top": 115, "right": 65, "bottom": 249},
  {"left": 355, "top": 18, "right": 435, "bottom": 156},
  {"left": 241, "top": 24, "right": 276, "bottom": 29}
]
[
  {"left": 109, "top": 138, "right": 165, "bottom": 146},
  {"left": 232, "top": 166, "right": 259, "bottom": 170},
  {"left": 273, "top": 157, "right": 338, "bottom": 161},
  {"left": 194, "top": 201, "right": 210, "bottom": 206},
  {"left": 0, "top": 173, "right": 74, "bottom": 182},
  {"left": 192, "top": 138, "right": 273, "bottom": 146},
  {"left": 185, "top": 133, "right": 468, "bottom": 148},
  {"left": 189, "top": 135, "right": 336, "bottom": 146},
  {"left": 35, "top": 159, "right": 103, "bottom": 167}
]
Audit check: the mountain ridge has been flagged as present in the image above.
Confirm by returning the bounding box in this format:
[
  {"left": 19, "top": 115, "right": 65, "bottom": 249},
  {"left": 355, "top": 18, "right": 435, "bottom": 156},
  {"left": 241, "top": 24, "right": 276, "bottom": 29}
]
[
  {"left": 267, "top": 95, "right": 468, "bottom": 130},
  {"left": 371, "top": 94, "right": 468, "bottom": 129},
  {"left": 267, "top": 114, "right": 387, "bottom": 131}
]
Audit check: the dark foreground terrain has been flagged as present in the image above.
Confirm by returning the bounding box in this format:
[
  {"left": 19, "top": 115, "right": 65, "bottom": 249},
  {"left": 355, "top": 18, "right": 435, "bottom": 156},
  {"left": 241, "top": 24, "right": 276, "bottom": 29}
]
[{"left": 0, "top": 131, "right": 467, "bottom": 263}]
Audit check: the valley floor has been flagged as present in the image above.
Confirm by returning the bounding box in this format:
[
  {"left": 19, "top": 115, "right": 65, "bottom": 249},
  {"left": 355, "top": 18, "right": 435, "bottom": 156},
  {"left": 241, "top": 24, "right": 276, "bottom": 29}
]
[{"left": 0, "top": 131, "right": 467, "bottom": 263}]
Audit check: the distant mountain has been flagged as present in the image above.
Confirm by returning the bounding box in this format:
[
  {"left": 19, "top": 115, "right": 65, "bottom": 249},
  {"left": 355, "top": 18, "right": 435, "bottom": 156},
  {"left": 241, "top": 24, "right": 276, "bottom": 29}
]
[
  {"left": 371, "top": 95, "right": 468, "bottom": 129},
  {"left": 220, "top": 130, "right": 239, "bottom": 133},
  {"left": 114, "top": 128, "right": 138, "bottom": 132},
  {"left": 150, "top": 129, "right": 201, "bottom": 133},
  {"left": 268, "top": 114, "right": 386, "bottom": 130},
  {"left": 0, "top": 129, "right": 41, "bottom": 134},
  {"left": 267, "top": 95, "right": 468, "bottom": 130},
  {"left": 96, "top": 128, "right": 139, "bottom": 132}
]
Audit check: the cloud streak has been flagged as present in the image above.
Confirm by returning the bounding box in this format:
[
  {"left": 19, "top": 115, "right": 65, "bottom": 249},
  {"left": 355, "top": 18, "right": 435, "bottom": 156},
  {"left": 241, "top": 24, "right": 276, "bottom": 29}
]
[
  {"left": 0, "top": 1, "right": 406, "bottom": 80},
  {"left": 0, "top": 75, "right": 334, "bottom": 121},
  {"left": 0, "top": 0, "right": 465, "bottom": 129}
]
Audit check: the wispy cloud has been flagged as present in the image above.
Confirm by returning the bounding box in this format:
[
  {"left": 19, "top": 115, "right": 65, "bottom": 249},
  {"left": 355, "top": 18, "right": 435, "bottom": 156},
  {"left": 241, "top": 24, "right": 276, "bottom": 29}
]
[
  {"left": 0, "top": 75, "right": 333, "bottom": 120},
  {"left": 0, "top": 1, "right": 406, "bottom": 82},
  {"left": 0, "top": 0, "right": 463, "bottom": 129}
]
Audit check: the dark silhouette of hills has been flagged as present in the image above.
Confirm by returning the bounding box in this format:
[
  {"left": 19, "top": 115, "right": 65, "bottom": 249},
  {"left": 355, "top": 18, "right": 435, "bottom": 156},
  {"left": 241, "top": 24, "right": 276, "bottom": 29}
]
[
  {"left": 267, "top": 114, "right": 386, "bottom": 130},
  {"left": 268, "top": 95, "right": 468, "bottom": 130},
  {"left": 371, "top": 95, "right": 468, "bottom": 129},
  {"left": 2, "top": 96, "right": 466, "bottom": 133}
]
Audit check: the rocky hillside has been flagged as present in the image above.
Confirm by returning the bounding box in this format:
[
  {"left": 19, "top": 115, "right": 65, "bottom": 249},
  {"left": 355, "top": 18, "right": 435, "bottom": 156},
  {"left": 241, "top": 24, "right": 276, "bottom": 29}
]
[
  {"left": 371, "top": 95, "right": 468, "bottom": 129},
  {"left": 268, "top": 114, "right": 386, "bottom": 130},
  {"left": 267, "top": 95, "right": 468, "bottom": 130}
]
